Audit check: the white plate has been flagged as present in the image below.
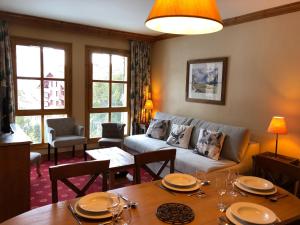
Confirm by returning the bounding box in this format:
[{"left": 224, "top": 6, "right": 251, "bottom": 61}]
[
  {"left": 164, "top": 173, "right": 197, "bottom": 188},
  {"left": 78, "top": 192, "right": 113, "bottom": 213},
  {"left": 162, "top": 179, "right": 200, "bottom": 192},
  {"left": 235, "top": 181, "right": 277, "bottom": 196},
  {"left": 230, "top": 202, "right": 277, "bottom": 224},
  {"left": 237, "top": 176, "right": 274, "bottom": 191},
  {"left": 226, "top": 207, "right": 244, "bottom": 225},
  {"left": 74, "top": 194, "right": 125, "bottom": 220}
]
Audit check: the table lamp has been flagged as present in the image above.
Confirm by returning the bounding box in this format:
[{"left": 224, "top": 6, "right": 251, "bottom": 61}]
[
  {"left": 267, "top": 116, "right": 288, "bottom": 157},
  {"left": 144, "top": 99, "right": 153, "bottom": 123}
]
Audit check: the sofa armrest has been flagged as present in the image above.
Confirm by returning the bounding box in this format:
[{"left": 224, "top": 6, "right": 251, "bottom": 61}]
[
  {"left": 226, "top": 142, "right": 260, "bottom": 175},
  {"left": 75, "top": 125, "right": 84, "bottom": 136},
  {"left": 47, "top": 127, "right": 56, "bottom": 143}
]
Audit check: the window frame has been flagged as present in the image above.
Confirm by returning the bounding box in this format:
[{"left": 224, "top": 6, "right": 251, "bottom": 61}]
[
  {"left": 11, "top": 37, "right": 72, "bottom": 148},
  {"left": 85, "top": 46, "right": 130, "bottom": 141}
]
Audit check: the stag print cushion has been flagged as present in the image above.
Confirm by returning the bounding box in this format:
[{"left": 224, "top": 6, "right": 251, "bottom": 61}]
[
  {"left": 166, "top": 124, "right": 193, "bottom": 149},
  {"left": 146, "top": 119, "right": 170, "bottom": 140},
  {"left": 194, "top": 129, "right": 226, "bottom": 160}
]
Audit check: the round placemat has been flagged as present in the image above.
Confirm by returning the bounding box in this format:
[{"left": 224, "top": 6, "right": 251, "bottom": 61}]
[{"left": 156, "top": 203, "right": 195, "bottom": 224}]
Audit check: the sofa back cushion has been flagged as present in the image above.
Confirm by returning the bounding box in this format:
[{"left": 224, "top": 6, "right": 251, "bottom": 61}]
[
  {"left": 189, "top": 119, "right": 250, "bottom": 162},
  {"left": 154, "top": 112, "right": 193, "bottom": 136}
]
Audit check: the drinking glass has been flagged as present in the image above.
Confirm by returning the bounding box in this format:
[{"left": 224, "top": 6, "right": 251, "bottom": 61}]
[
  {"left": 117, "top": 204, "right": 132, "bottom": 225},
  {"left": 195, "top": 169, "right": 210, "bottom": 186},
  {"left": 215, "top": 176, "right": 227, "bottom": 211},
  {"left": 108, "top": 194, "right": 121, "bottom": 224},
  {"left": 227, "top": 170, "right": 238, "bottom": 197}
]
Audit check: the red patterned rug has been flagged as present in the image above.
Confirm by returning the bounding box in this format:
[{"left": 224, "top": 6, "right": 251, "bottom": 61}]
[{"left": 30, "top": 155, "right": 152, "bottom": 209}]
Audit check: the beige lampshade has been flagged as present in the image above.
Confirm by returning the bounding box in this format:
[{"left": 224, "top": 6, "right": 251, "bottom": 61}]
[
  {"left": 144, "top": 99, "right": 153, "bottom": 110},
  {"left": 267, "top": 116, "right": 288, "bottom": 134},
  {"left": 145, "top": 0, "right": 223, "bottom": 35}
]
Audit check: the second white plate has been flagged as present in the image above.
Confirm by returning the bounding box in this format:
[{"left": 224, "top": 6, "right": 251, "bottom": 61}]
[
  {"left": 230, "top": 202, "right": 277, "bottom": 225},
  {"left": 161, "top": 179, "right": 200, "bottom": 192},
  {"left": 235, "top": 181, "right": 277, "bottom": 196}
]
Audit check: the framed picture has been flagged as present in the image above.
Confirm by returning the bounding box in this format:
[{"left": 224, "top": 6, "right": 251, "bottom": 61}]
[{"left": 186, "top": 57, "right": 228, "bottom": 105}]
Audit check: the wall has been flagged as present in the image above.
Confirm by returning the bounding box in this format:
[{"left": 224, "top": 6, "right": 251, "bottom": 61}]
[
  {"left": 8, "top": 23, "right": 129, "bottom": 126},
  {"left": 152, "top": 11, "right": 300, "bottom": 158}
]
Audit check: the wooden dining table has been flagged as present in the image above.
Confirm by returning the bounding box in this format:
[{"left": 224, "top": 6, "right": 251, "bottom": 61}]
[{"left": 2, "top": 177, "right": 300, "bottom": 225}]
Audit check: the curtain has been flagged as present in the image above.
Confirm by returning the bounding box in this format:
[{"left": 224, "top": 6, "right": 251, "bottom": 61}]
[
  {"left": 130, "top": 41, "right": 151, "bottom": 134},
  {"left": 0, "top": 21, "right": 15, "bottom": 133}
]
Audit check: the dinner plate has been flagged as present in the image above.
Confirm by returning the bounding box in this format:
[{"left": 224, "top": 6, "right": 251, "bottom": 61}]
[
  {"left": 230, "top": 202, "right": 277, "bottom": 224},
  {"left": 235, "top": 181, "right": 277, "bottom": 196},
  {"left": 78, "top": 192, "right": 114, "bottom": 213},
  {"left": 74, "top": 194, "right": 125, "bottom": 220},
  {"left": 237, "top": 176, "right": 274, "bottom": 191},
  {"left": 161, "top": 179, "right": 200, "bottom": 192},
  {"left": 163, "top": 173, "right": 197, "bottom": 188}
]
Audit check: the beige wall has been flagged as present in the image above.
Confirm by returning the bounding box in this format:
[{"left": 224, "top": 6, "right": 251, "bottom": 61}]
[
  {"left": 8, "top": 23, "right": 129, "bottom": 126},
  {"left": 152, "top": 12, "right": 300, "bottom": 158}
]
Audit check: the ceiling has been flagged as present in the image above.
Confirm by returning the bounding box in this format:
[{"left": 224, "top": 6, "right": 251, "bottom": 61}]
[{"left": 0, "top": 0, "right": 298, "bottom": 36}]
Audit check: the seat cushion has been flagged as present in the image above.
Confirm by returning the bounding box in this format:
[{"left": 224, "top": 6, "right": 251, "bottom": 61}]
[
  {"left": 51, "top": 135, "right": 86, "bottom": 148},
  {"left": 98, "top": 138, "right": 123, "bottom": 143},
  {"left": 30, "top": 152, "right": 41, "bottom": 162},
  {"left": 124, "top": 134, "right": 170, "bottom": 153}
]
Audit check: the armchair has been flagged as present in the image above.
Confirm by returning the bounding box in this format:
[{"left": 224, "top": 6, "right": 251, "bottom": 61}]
[
  {"left": 98, "top": 123, "right": 126, "bottom": 148},
  {"left": 46, "top": 118, "right": 87, "bottom": 165}
]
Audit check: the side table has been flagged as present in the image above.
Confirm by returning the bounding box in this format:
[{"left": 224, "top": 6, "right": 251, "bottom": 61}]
[{"left": 253, "top": 152, "right": 300, "bottom": 197}]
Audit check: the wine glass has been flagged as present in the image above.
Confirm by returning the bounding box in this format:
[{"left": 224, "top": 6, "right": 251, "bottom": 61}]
[
  {"left": 227, "top": 170, "right": 238, "bottom": 197},
  {"left": 117, "top": 204, "right": 132, "bottom": 225},
  {"left": 196, "top": 169, "right": 210, "bottom": 186},
  {"left": 215, "top": 175, "right": 228, "bottom": 212},
  {"left": 108, "top": 194, "right": 121, "bottom": 224}
]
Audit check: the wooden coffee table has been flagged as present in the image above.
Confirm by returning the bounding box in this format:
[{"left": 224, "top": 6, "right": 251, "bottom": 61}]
[{"left": 86, "top": 147, "right": 135, "bottom": 189}]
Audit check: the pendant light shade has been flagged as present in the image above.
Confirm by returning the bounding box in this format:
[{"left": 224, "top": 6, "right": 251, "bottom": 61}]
[{"left": 145, "top": 0, "right": 223, "bottom": 35}]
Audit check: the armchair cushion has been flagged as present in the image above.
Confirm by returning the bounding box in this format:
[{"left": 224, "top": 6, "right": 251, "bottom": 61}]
[
  {"left": 51, "top": 135, "right": 86, "bottom": 148},
  {"left": 46, "top": 118, "right": 76, "bottom": 137}
]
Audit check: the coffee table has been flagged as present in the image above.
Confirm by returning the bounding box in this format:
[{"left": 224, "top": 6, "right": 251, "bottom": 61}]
[{"left": 86, "top": 147, "right": 135, "bottom": 189}]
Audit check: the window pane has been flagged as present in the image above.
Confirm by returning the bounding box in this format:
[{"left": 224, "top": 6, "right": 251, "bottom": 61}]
[
  {"left": 111, "top": 112, "right": 128, "bottom": 135},
  {"left": 16, "top": 116, "right": 41, "bottom": 144},
  {"left": 112, "top": 83, "right": 127, "bottom": 107},
  {"left": 93, "top": 82, "right": 109, "bottom": 108},
  {"left": 89, "top": 113, "right": 108, "bottom": 138},
  {"left": 16, "top": 45, "right": 41, "bottom": 77},
  {"left": 43, "top": 47, "right": 65, "bottom": 79},
  {"left": 44, "top": 80, "right": 65, "bottom": 109},
  {"left": 44, "top": 114, "right": 67, "bottom": 142},
  {"left": 17, "top": 79, "right": 41, "bottom": 110},
  {"left": 92, "top": 53, "right": 109, "bottom": 80},
  {"left": 112, "top": 55, "right": 127, "bottom": 81}
]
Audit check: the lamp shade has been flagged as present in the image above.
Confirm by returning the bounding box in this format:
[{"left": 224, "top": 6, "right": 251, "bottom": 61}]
[
  {"left": 267, "top": 116, "right": 288, "bottom": 134},
  {"left": 144, "top": 99, "right": 153, "bottom": 110},
  {"left": 145, "top": 0, "right": 223, "bottom": 35}
]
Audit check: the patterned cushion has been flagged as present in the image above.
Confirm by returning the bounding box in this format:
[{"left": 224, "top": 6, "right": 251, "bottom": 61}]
[
  {"left": 146, "top": 119, "right": 170, "bottom": 140},
  {"left": 194, "top": 129, "right": 226, "bottom": 160},
  {"left": 166, "top": 124, "right": 193, "bottom": 149}
]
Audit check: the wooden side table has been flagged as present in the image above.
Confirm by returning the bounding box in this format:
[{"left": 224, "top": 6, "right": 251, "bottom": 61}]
[{"left": 253, "top": 152, "right": 300, "bottom": 196}]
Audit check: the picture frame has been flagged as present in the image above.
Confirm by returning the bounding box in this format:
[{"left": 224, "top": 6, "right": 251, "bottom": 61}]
[{"left": 186, "top": 57, "right": 228, "bottom": 105}]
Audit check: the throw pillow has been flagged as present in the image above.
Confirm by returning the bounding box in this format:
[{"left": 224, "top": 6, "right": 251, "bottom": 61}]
[
  {"left": 146, "top": 119, "right": 170, "bottom": 140},
  {"left": 194, "top": 129, "right": 226, "bottom": 160},
  {"left": 166, "top": 124, "right": 193, "bottom": 149}
]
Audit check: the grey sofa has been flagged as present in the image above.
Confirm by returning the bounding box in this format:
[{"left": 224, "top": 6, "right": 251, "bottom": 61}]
[{"left": 124, "top": 112, "right": 259, "bottom": 175}]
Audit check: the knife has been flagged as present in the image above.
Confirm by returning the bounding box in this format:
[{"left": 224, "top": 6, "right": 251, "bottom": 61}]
[{"left": 67, "top": 203, "right": 82, "bottom": 225}]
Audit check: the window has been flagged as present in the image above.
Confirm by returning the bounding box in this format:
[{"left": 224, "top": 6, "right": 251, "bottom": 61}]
[
  {"left": 12, "top": 37, "right": 71, "bottom": 145},
  {"left": 86, "top": 47, "right": 130, "bottom": 139}
]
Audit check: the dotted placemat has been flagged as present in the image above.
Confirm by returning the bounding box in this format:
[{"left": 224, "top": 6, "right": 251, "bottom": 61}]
[{"left": 156, "top": 203, "right": 195, "bottom": 224}]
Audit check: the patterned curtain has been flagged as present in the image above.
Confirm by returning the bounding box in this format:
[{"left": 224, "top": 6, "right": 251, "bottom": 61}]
[
  {"left": 0, "top": 21, "right": 15, "bottom": 133},
  {"left": 130, "top": 41, "right": 151, "bottom": 134}
]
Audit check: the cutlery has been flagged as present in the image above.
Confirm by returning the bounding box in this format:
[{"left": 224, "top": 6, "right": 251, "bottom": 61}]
[
  {"left": 155, "top": 182, "right": 176, "bottom": 195},
  {"left": 67, "top": 203, "right": 82, "bottom": 225},
  {"left": 234, "top": 187, "right": 248, "bottom": 197},
  {"left": 187, "top": 190, "right": 205, "bottom": 196},
  {"left": 268, "top": 194, "right": 288, "bottom": 202},
  {"left": 120, "top": 195, "right": 138, "bottom": 208}
]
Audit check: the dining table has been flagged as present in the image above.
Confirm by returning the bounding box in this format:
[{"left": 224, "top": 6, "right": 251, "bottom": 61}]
[{"left": 2, "top": 176, "right": 300, "bottom": 225}]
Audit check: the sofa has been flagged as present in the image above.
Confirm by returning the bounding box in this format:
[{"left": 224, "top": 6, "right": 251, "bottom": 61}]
[{"left": 124, "top": 112, "right": 259, "bottom": 175}]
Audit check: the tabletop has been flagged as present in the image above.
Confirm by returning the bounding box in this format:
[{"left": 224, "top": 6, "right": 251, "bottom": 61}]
[{"left": 2, "top": 178, "right": 300, "bottom": 225}]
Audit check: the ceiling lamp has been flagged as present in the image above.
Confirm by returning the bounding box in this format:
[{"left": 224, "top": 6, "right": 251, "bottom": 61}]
[{"left": 145, "top": 0, "right": 223, "bottom": 35}]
